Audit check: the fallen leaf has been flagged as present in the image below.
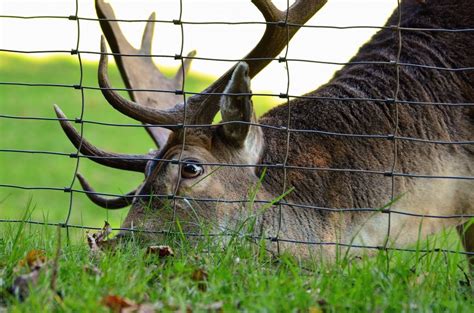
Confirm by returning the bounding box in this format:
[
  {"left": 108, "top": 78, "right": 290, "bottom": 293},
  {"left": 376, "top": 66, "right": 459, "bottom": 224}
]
[
  {"left": 146, "top": 245, "right": 175, "bottom": 258},
  {"left": 87, "top": 221, "right": 113, "bottom": 253},
  {"left": 96, "top": 221, "right": 112, "bottom": 241},
  {"left": 101, "top": 295, "right": 159, "bottom": 313},
  {"left": 86, "top": 231, "right": 101, "bottom": 253},
  {"left": 15, "top": 249, "right": 46, "bottom": 272},
  {"left": 191, "top": 268, "right": 208, "bottom": 281},
  {"left": 102, "top": 295, "right": 137, "bottom": 313},
  {"left": 191, "top": 268, "right": 208, "bottom": 292}
]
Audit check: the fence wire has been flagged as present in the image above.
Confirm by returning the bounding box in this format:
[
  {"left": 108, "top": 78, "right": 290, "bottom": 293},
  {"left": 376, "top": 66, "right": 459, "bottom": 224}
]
[{"left": 1, "top": 0, "right": 473, "bottom": 259}]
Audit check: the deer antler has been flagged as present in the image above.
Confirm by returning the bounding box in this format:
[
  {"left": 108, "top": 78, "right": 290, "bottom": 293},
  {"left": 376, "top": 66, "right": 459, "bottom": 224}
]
[
  {"left": 77, "top": 173, "right": 135, "bottom": 209},
  {"left": 54, "top": 105, "right": 148, "bottom": 172},
  {"left": 96, "top": 0, "right": 196, "bottom": 147},
  {"left": 188, "top": 0, "right": 327, "bottom": 124},
  {"left": 99, "top": 0, "right": 327, "bottom": 126}
]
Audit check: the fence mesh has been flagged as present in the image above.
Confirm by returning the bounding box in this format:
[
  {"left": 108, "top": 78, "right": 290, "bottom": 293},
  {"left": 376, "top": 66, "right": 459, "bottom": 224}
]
[{"left": 1, "top": 0, "right": 473, "bottom": 259}]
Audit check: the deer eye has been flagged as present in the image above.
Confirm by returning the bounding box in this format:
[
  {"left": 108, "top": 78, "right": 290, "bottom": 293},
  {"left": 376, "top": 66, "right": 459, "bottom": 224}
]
[{"left": 181, "top": 160, "right": 204, "bottom": 179}]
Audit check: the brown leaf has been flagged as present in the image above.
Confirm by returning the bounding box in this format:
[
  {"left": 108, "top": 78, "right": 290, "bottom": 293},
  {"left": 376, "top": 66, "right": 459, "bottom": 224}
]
[
  {"left": 102, "top": 295, "right": 137, "bottom": 313},
  {"left": 146, "top": 245, "right": 175, "bottom": 258},
  {"left": 191, "top": 268, "right": 208, "bottom": 292},
  {"left": 86, "top": 231, "right": 101, "bottom": 253},
  {"left": 15, "top": 249, "right": 47, "bottom": 272},
  {"left": 191, "top": 268, "right": 208, "bottom": 282},
  {"left": 102, "top": 295, "right": 159, "bottom": 313},
  {"left": 87, "top": 221, "right": 113, "bottom": 253},
  {"left": 95, "top": 221, "right": 112, "bottom": 242}
]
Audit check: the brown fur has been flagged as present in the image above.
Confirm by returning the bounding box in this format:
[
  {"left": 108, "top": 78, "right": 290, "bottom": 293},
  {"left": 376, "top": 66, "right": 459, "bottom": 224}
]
[{"left": 119, "top": 0, "right": 473, "bottom": 260}]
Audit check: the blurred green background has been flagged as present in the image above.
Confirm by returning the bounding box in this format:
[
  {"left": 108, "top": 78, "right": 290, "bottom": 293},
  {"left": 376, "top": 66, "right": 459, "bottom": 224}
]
[{"left": 0, "top": 53, "right": 277, "bottom": 230}]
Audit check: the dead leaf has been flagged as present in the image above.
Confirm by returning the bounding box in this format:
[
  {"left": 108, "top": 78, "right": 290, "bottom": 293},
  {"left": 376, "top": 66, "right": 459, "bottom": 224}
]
[
  {"left": 191, "top": 268, "right": 208, "bottom": 292},
  {"left": 191, "top": 268, "right": 208, "bottom": 281},
  {"left": 15, "top": 249, "right": 46, "bottom": 272},
  {"left": 96, "top": 221, "right": 112, "bottom": 242},
  {"left": 86, "top": 232, "right": 101, "bottom": 254},
  {"left": 102, "top": 295, "right": 137, "bottom": 313},
  {"left": 87, "top": 221, "right": 113, "bottom": 253},
  {"left": 146, "top": 245, "right": 175, "bottom": 258},
  {"left": 101, "top": 295, "right": 158, "bottom": 313}
]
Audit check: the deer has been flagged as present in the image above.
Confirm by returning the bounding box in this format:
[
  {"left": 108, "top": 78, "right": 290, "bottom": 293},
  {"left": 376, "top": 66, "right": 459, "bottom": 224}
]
[{"left": 53, "top": 0, "right": 473, "bottom": 262}]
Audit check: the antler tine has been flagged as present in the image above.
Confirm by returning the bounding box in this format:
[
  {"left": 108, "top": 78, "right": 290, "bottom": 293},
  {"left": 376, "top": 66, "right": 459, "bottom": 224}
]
[
  {"left": 174, "top": 50, "right": 197, "bottom": 87},
  {"left": 97, "top": 0, "right": 326, "bottom": 130},
  {"left": 96, "top": 0, "right": 189, "bottom": 105},
  {"left": 77, "top": 173, "right": 135, "bottom": 209},
  {"left": 96, "top": 0, "right": 196, "bottom": 147},
  {"left": 247, "top": 0, "right": 327, "bottom": 77},
  {"left": 98, "top": 38, "right": 184, "bottom": 127},
  {"left": 54, "top": 104, "right": 147, "bottom": 173},
  {"left": 186, "top": 0, "right": 327, "bottom": 125}
]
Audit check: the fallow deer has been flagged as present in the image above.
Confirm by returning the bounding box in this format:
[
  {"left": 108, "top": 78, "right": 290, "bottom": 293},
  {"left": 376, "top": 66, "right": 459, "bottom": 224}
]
[{"left": 54, "top": 0, "right": 473, "bottom": 261}]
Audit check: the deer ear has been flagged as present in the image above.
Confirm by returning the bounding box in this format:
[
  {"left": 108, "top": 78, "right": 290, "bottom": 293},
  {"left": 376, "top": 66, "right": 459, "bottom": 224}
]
[
  {"left": 219, "top": 62, "right": 264, "bottom": 166},
  {"left": 220, "top": 62, "right": 253, "bottom": 145}
]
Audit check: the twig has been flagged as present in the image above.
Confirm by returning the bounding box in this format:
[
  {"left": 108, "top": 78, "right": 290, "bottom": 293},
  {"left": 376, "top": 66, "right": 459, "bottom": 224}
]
[{"left": 50, "top": 226, "right": 61, "bottom": 291}]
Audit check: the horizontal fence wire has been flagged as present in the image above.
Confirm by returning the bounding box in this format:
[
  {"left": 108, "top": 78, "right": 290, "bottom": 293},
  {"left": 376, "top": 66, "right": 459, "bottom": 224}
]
[
  {"left": 3, "top": 48, "right": 474, "bottom": 72},
  {"left": 1, "top": 83, "right": 474, "bottom": 107},
  {"left": 0, "top": 218, "right": 473, "bottom": 256},
  {"left": 0, "top": 0, "right": 472, "bottom": 260},
  {"left": 2, "top": 14, "right": 474, "bottom": 32}
]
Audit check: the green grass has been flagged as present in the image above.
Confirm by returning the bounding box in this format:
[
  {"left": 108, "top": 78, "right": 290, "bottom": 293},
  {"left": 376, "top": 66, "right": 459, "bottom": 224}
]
[
  {"left": 0, "top": 53, "right": 277, "bottom": 228},
  {"left": 0, "top": 222, "right": 473, "bottom": 312},
  {"left": 1, "top": 54, "right": 473, "bottom": 311}
]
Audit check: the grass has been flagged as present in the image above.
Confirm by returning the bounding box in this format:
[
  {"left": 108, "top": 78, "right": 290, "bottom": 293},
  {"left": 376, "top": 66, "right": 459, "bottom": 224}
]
[
  {"left": 0, "top": 221, "right": 473, "bottom": 312},
  {"left": 1, "top": 53, "right": 473, "bottom": 311}
]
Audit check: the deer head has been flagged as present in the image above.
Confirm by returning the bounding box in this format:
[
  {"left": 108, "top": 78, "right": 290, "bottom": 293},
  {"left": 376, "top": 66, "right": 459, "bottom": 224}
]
[{"left": 54, "top": 0, "right": 327, "bottom": 239}]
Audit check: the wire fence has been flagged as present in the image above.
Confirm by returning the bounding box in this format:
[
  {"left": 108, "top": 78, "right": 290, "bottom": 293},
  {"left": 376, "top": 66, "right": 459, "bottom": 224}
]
[{"left": 1, "top": 0, "right": 473, "bottom": 259}]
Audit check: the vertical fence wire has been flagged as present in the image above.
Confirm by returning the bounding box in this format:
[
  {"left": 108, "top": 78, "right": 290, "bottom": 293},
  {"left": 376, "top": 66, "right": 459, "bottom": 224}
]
[
  {"left": 170, "top": 0, "right": 188, "bottom": 236},
  {"left": 382, "top": 0, "right": 403, "bottom": 270},
  {"left": 276, "top": 0, "right": 293, "bottom": 255},
  {"left": 63, "top": 0, "right": 84, "bottom": 241}
]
